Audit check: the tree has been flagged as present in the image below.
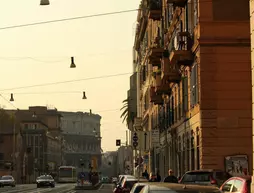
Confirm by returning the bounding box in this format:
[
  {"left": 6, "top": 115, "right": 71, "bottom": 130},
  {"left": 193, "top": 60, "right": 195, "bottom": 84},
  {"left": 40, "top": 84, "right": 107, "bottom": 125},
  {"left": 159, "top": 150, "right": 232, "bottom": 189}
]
[{"left": 120, "top": 97, "right": 136, "bottom": 126}]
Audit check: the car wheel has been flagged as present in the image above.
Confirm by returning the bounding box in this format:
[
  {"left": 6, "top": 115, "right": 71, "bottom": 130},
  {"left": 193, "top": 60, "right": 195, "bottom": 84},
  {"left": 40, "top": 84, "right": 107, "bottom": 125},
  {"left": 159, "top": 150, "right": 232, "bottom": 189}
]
[
  {"left": 37, "top": 184, "right": 40, "bottom": 188},
  {"left": 12, "top": 185, "right": 15, "bottom": 187},
  {"left": 51, "top": 185, "right": 55, "bottom": 188}
]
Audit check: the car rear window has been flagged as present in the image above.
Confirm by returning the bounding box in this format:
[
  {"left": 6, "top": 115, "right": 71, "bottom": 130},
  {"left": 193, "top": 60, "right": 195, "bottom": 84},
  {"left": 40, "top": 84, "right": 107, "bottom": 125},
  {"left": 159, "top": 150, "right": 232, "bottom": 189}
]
[
  {"left": 134, "top": 185, "right": 145, "bottom": 193},
  {"left": 125, "top": 180, "right": 138, "bottom": 189},
  {"left": 182, "top": 172, "right": 212, "bottom": 182}
]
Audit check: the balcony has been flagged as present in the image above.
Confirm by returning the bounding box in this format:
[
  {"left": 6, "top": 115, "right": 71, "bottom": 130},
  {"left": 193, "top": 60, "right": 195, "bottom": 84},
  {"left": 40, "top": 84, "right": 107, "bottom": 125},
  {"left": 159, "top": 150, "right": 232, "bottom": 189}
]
[
  {"left": 149, "top": 36, "right": 164, "bottom": 66},
  {"left": 169, "top": 31, "right": 194, "bottom": 67},
  {"left": 161, "top": 56, "right": 181, "bottom": 84},
  {"left": 150, "top": 87, "right": 163, "bottom": 105},
  {"left": 155, "top": 72, "right": 171, "bottom": 95},
  {"left": 148, "top": 0, "right": 162, "bottom": 20},
  {"left": 167, "top": 0, "right": 188, "bottom": 7}
]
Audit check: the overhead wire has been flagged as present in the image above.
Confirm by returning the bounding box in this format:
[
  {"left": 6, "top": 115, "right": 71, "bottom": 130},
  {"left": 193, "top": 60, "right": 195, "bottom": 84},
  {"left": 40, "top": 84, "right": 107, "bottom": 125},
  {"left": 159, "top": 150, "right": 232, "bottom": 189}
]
[
  {"left": 0, "top": 1, "right": 215, "bottom": 31},
  {"left": 0, "top": 72, "right": 132, "bottom": 92}
]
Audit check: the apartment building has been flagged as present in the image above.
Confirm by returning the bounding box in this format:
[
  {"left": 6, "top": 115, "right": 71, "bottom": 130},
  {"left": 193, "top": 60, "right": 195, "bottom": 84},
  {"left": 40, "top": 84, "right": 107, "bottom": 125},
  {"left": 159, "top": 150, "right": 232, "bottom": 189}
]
[
  {"left": 134, "top": 0, "right": 252, "bottom": 178},
  {"left": 250, "top": 0, "right": 254, "bottom": 190}
]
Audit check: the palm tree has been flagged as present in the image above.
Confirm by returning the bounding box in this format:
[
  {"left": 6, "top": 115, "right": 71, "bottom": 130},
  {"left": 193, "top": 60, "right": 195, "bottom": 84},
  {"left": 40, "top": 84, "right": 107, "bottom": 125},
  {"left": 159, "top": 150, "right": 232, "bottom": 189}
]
[
  {"left": 120, "top": 97, "right": 136, "bottom": 126},
  {"left": 120, "top": 98, "right": 129, "bottom": 125}
]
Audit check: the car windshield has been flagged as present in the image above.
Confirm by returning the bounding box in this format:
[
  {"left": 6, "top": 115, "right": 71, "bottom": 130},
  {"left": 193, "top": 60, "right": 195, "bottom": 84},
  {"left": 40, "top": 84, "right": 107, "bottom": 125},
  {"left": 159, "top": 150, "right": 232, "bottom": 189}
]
[
  {"left": 1, "top": 176, "right": 12, "bottom": 180},
  {"left": 38, "top": 176, "right": 53, "bottom": 180},
  {"left": 182, "top": 172, "right": 211, "bottom": 182}
]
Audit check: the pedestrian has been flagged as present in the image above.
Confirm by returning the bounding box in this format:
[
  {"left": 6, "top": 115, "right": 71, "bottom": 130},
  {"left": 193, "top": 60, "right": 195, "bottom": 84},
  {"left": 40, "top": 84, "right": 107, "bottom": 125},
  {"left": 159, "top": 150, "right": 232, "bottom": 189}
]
[
  {"left": 163, "top": 169, "right": 178, "bottom": 183},
  {"left": 148, "top": 172, "right": 156, "bottom": 182},
  {"left": 142, "top": 170, "right": 149, "bottom": 180},
  {"left": 155, "top": 169, "right": 161, "bottom": 182}
]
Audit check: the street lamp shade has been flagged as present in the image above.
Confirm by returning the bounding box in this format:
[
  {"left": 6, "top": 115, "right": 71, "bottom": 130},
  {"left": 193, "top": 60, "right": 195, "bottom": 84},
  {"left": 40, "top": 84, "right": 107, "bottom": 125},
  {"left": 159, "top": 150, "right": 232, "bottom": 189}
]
[
  {"left": 10, "top": 93, "right": 14, "bottom": 102},
  {"left": 70, "top": 57, "right": 76, "bottom": 68},
  {"left": 82, "top": 92, "right": 87, "bottom": 99},
  {"left": 40, "top": 0, "right": 50, "bottom": 5}
]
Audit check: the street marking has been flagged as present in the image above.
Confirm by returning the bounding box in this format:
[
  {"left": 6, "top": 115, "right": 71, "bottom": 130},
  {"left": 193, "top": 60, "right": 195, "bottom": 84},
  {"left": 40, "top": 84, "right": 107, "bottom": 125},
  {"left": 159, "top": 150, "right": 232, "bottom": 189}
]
[{"left": 97, "top": 184, "right": 103, "bottom": 191}]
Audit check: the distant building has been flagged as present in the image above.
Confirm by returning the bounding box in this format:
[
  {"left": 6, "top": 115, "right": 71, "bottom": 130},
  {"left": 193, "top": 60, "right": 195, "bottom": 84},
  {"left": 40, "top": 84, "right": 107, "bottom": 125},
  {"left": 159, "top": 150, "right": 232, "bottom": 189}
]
[
  {"left": 101, "top": 151, "right": 118, "bottom": 177},
  {"left": 117, "top": 146, "right": 133, "bottom": 175},
  {"left": 0, "top": 106, "right": 62, "bottom": 183},
  {"left": 60, "top": 111, "right": 102, "bottom": 171}
]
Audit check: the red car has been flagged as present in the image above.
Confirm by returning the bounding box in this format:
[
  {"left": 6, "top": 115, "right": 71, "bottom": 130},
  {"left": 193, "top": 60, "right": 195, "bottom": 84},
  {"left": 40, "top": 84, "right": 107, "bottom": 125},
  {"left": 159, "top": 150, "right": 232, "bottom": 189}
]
[{"left": 220, "top": 176, "right": 251, "bottom": 193}]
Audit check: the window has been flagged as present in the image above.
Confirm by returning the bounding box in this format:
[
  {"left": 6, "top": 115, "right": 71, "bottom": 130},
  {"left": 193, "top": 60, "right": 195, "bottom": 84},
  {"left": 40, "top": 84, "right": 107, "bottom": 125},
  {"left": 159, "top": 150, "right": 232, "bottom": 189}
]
[
  {"left": 193, "top": 0, "right": 198, "bottom": 26},
  {"left": 196, "top": 128, "right": 200, "bottom": 170},
  {"left": 182, "top": 76, "right": 188, "bottom": 113},
  {"left": 178, "top": 136, "right": 182, "bottom": 176},
  {"left": 221, "top": 179, "right": 234, "bottom": 192},
  {"left": 190, "top": 64, "right": 198, "bottom": 108},
  {"left": 190, "top": 131, "right": 195, "bottom": 170},
  {"left": 186, "top": 133, "right": 190, "bottom": 171},
  {"left": 24, "top": 124, "right": 28, "bottom": 129},
  {"left": 232, "top": 179, "right": 244, "bottom": 192},
  {"left": 0, "top": 153, "right": 4, "bottom": 160},
  {"left": 182, "top": 134, "right": 185, "bottom": 172}
]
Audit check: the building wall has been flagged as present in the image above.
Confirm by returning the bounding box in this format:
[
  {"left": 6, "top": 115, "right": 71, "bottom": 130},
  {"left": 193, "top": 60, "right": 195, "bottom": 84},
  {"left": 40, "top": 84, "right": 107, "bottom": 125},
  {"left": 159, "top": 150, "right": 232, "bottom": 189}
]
[
  {"left": 250, "top": 0, "right": 254, "bottom": 190},
  {"left": 134, "top": 0, "right": 252, "bottom": 178}
]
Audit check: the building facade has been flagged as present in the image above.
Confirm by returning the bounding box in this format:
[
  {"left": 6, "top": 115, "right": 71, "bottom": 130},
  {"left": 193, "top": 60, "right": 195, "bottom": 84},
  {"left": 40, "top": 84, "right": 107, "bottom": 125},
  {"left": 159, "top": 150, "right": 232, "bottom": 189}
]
[
  {"left": 60, "top": 111, "right": 102, "bottom": 172},
  {"left": 117, "top": 146, "right": 133, "bottom": 175},
  {"left": 101, "top": 151, "right": 118, "bottom": 177},
  {"left": 250, "top": 0, "right": 254, "bottom": 190},
  {"left": 0, "top": 106, "right": 63, "bottom": 183},
  {"left": 133, "top": 0, "right": 252, "bottom": 179}
]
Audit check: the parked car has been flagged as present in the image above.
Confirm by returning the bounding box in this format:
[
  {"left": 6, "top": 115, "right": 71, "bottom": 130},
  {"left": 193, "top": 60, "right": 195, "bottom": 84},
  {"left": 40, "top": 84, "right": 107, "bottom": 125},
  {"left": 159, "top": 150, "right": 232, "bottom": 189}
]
[
  {"left": 0, "top": 175, "right": 15, "bottom": 187},
  {"left": 36, "top": 175, "right": 55, "bottom": 188},
  {"left": 140, "top": 182, "right": 221, "bottom": 193},
  {"left": 220, "top": 176, "right": 251, "bottom": 193},
  {"left": 114, "top": 178, "right": 138, "bottom": 193},
  {"left": 179, "top": 169, "right": 231, "bottom": 187}
]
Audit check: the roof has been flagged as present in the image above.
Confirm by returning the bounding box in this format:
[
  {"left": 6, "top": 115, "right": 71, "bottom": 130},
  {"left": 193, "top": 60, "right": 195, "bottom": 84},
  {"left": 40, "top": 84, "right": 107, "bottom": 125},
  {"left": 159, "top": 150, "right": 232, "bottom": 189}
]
[{"left": 145, "top": 183, "right": 221, "bottom": 192}]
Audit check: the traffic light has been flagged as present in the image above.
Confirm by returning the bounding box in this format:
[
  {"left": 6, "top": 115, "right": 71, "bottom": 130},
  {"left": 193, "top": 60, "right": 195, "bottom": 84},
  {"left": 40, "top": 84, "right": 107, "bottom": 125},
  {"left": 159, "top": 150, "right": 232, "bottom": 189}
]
[{"left": 116, "top": 139, "right": 121, "bottom": 146}]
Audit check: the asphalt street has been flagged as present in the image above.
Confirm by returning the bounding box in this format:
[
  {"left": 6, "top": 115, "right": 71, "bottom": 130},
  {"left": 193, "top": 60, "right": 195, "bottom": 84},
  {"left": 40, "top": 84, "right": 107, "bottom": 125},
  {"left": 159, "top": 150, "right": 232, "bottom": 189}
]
[{"left": 0, "top": 183, "right": 114, "bottom": 193}]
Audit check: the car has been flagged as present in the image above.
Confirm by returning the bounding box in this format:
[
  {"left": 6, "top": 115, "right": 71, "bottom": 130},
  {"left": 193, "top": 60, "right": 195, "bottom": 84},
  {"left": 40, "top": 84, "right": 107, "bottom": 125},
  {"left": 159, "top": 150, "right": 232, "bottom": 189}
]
[
  {"left": 114, "top": 178, "right": 138, "bottom": 193},
  {"left": 220, "top": 176, "right": 251, "bottom": 193},
  {"left": 140, "top": 183, "right": 222, "bottom": 193},
  {"left": 179, "top": 169, "right": 231, "bottom": 187},
  {"left": 130, "top": 182, "right": 149, "bottom": 193},
  {"left": 36, "top": 175, "right": 55, "bottom": 188},
  {"left": 0, "top": 175, "right": 15, "bottom": 187}
]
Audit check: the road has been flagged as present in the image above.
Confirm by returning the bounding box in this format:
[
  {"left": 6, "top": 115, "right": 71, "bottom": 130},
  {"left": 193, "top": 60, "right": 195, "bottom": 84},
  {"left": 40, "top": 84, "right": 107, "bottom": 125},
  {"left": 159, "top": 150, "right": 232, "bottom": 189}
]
[{"left": 0, "top": 183, "right": 114, "bottom": 193}]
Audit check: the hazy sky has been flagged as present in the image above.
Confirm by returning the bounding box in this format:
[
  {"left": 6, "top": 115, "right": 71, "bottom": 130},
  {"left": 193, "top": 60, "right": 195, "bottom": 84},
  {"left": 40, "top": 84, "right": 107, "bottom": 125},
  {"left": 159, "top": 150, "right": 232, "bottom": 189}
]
[{"left": 0, "top": 0, "right": 139, "bottom": 151}]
